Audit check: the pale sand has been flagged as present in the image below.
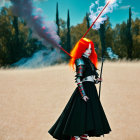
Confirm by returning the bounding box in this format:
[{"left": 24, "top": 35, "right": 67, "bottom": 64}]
[{"left": 0, "top": 61, "right": 140, "bottom": 140}]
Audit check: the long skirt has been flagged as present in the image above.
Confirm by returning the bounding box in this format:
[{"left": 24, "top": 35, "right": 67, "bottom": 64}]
[{"left": 48, "top": 81, "right": 111, "bottom": 140}]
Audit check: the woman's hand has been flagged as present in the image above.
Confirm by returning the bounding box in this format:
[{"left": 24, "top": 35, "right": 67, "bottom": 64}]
[
  {"left": 96, "top": 77, "right": 103, "bottom": 82},
  {"left": 82, "top": 96, "right": 89, "bottom": 102}
]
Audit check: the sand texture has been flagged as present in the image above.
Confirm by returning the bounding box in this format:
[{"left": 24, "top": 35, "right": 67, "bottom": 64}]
[{"left": 0, "top": 61, "right": 140, "bottom": 140}]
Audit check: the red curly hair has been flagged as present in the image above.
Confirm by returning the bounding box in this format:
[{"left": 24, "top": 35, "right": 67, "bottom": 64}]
[{"left": 69, "top": 38, "right": 98, "bottom": 70}]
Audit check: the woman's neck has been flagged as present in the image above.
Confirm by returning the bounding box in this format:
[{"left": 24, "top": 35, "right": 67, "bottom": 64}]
[{"left": 82, "top": 54, "right": 89, "bottom": 58}]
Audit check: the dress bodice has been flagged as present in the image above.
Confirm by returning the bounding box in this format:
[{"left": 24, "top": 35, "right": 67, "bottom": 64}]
[{"left": 81, "top": 55, "right": 98, "bottom": 79}]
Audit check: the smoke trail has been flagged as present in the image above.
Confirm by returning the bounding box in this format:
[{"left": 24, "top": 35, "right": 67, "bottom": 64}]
[
  {"left": 10, "top": 0, "right": 60, "bottom": 48},
  {"left": 89, "top": 0, "right": 121, "bottom": 30},
  {"left": 12, "top": 48, "right": 63, "bottom": 68},
  {"left": 0, "top": 0, "right": 5, "bottom": 7},
  {"left": 106, "top": 47, "right": 118, "bottom": 59}
]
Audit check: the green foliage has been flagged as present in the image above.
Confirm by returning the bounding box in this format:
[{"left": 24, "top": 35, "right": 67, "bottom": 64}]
[
  {"left": 132, "top": 18, "right": 140, "bottom": 58},
  {"left": 113, "top": 22, "right": 128, "bottom": 58},
  {"left": 99, "top": 22, "right": 106, "bottom": 58},
  {"left": 0, "top": 7, "right": 45, "bottom": 67},
  {"left": 60, "top": 13, "right": 140, "bottom": 60},
  {"left": 59, "top": 18, "right": 67, "bottom": 53},
  {"left": 126, "top": 7, "right": 133, "bottom": 60},
  {"left": 0, "top": 6, "right": 140, "bottom": 67},
  {"left": 86, "top": 12, "right": 90, "bottom": 29}
]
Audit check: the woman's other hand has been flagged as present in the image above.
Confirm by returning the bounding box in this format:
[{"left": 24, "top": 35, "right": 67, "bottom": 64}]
[
  {"left": 96, "top": 77, "right": 103, "bottom": 82},
  {"left": 83, "top": 96, "right": 89, "bottom": 102}
]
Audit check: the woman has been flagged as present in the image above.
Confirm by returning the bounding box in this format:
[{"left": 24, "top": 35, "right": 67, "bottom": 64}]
[{"left": 48, "top": 38, "right": 111, "bottom": 140}]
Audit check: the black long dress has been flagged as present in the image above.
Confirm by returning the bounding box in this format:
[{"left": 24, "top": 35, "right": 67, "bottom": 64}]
[{"left": 48, "top": 55, "right": 111, "bottom": 140}]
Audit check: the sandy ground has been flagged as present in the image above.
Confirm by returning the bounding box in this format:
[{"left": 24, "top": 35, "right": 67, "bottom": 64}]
[{"left": 0, "top": 61, "right": 140, "bottom": 140}]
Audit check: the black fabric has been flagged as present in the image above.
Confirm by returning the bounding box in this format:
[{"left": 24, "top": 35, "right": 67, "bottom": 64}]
[
  {"left": 48, "top": 56, "right": 111, "bottom": 140},
  {"left": 80, "top": 56, "right": 99, "bottom": 80}
]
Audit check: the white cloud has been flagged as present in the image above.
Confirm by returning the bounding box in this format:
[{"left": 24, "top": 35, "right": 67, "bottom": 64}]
[
  {"left": 132, "top": 11, "right": 140, "bottom": 16},
  {"left": 120, "top": 5, "right": 130, "bottom": 9}
]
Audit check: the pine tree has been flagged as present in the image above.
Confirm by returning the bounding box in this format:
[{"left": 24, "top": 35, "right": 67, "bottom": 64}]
[
  {"left": 99, "top": 22, "right": 106, "bottom": 58},
  {"left": 67, "top": 9, "right": 71, "bottom": 54},
  {"left": 12, "top": 16, "right": 22, "bottom": 63},
  {"left": 126, "top": 7, "right": 133, "bottom": 60},
  {"left": 56, "top": 2, "right": 60, "bottom": 36},
  {"left": 86, "top": 12, "right": 90, "bottom": 29}
]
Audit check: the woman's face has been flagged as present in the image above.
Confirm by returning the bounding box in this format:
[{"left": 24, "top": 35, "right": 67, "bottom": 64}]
[{"left": 83, "top": 43, "right": 92, "bottom": 57}]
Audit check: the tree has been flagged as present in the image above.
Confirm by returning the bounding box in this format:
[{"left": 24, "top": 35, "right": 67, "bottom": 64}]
[
  {"left": 67, "top": 9, "right": 71, "bottom": 54},
  {"left": 13, "top": 16, "right": 20, "bottom": 61},
  {"left": 0, "top": 7, "right": 45, "bottom": 67},
  {"left": 99, "top": 22, "right": 106, "bottom": 58},
  {"left": 126, "top": 7, "right": 133, "bottom": 60},
  {"left": 114, "top": 22, "right": 128, "bottom": 58},
  {"left": 86, "top": 12, "right": 90, "bottom": 29},
  {"left": 131, "top": 18, "right": 140, "bottom": 59},
  {"left": 56, "top": 2, "right": 60, "bottom": 36}
]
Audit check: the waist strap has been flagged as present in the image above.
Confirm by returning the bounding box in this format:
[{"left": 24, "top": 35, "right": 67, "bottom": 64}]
[{"left": 82, "top": 75, "right": 95, "bottom": 82}]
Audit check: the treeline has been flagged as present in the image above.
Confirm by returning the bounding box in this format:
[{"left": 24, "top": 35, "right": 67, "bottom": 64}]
[
  {"left": 0, "top": 5, "right": 140, "bottom": 67},
  {"left": 58, "top": 5, "right": 140, "bottom": 60},
  {"left": 0, "top": 7, "right": 46, "bottom": 67}
]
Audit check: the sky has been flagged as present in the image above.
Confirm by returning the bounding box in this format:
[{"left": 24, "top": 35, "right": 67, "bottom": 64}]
[
  {"left": 33, "top": 0, "right": 140, "bottom": 28},
  {"left": 0, "top": 0, "right": 140, "bottom": 28}
]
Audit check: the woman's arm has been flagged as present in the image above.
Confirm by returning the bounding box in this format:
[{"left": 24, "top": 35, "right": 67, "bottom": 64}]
[{"left": 75, "top": 58, "right": 89, "bottom": 102}]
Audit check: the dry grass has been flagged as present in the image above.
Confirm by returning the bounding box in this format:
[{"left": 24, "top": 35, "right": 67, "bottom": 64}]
[{"left": 0, "top": 61, "right": 140, "bottom": 140}]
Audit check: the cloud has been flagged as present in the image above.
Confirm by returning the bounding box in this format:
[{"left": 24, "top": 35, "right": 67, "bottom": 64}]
[
  {"left": 89, "top": 0, "right": 120, "bottom": 30},
  {"left": 120, "top": 5, "right": 130, "bottom": 9},
  {"left": 119, "top": 5, "right": 139, "bottom": 16},
  {"left": 132, "top": 11, "right": 140, "bottom": 16}
]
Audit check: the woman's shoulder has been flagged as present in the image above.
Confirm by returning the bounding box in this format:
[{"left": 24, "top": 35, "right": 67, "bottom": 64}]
[{"left": 75, "top": 57, "right": 85, "bottom": 66}]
